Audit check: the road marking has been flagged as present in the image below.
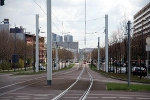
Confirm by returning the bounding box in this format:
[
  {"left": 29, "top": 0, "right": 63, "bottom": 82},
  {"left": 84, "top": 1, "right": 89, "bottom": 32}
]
[
  {"left": 17, "top": 96, "right": 31, "bottom": 98},
  {"left": 8, "top": 93, "right": 54, "bottom": 96},
  {"left": 119, "top": 97, "right": 134, "bottom": 99},
  {"left": 87, "top": 97, "right": 98, "bottom": 98},
  {"left": 34, "top": 94, "right": 49, "bottom": 96},
  {"left": 34, "top": 97, "right": 49, "bottom": 99},
  {"left": 137, "top": 98, "right": 150, "bottom": 99},
  {"left": 0, "top": 96, "right": 13, "bottom": 98},
  {"left": 0, "top": 80, "right": 42, "bottom": 96},
  {"left": 67, "top": 94, "right": 81, "bottom": 95},
  {"left": 63, "top": 97, "right": 79, "bottom": 98},
  {"left": 0, "top": 76, "right": 46, "bottom": 90},
  {"left": 15, "top": 98, "right": 30, "bottom": 100},
  {"left": 102, "top": 97, "right": 117, "bottom": 99}
]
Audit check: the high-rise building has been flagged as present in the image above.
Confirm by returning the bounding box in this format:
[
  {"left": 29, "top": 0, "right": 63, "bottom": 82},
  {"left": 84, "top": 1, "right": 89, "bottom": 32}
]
[
  {"left": 133, "top": 2, "right": 150, "bottom": 37},
  {"left": 0, "top": 19, "right": 10, "bottom": 32},
  {"left": 64, "top": 34, "right": 73, "bottom": 42},
  {"left": 52, "top": 33, "right": 57, "bottom": 42},
  {"left": 57, "top": 35, "right": 63, "bottom": 42}
]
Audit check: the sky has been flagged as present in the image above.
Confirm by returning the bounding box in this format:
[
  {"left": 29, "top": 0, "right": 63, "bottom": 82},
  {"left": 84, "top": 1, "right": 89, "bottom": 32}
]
[{"left": 0, "top": 0, "right": 149, "bottom": 49}]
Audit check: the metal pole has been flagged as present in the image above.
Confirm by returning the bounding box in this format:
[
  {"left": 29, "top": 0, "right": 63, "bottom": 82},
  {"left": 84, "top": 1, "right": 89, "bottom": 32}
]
[
  {"left": 147, "top": 51, "right": 149, "bottom": 79},
  {"left": 127, "top": 21, "right": 131, "bottom": 86},
  {"left": 47, "top": 0, "right": 52, "bottom": 85},
  {"left": 85, "top": 0, "right": 86, "bottom": 46},
  {"left": 105, "top": 14, "right": 108, "bottom": 72},
  {"left": 24, "top": 29, "right": 26, "bottom": 71},
  {"left": 36, "top": 14, "right": 39, "bottom": 72},
  {"left": 14, "top": 27, "right": 16, "bottom": 72},
  {"left": 56, "top": 42, "right": 58, "bottom": 70},
  {"left": 98, "top": 37, "right": 100, "bottom": 70}
]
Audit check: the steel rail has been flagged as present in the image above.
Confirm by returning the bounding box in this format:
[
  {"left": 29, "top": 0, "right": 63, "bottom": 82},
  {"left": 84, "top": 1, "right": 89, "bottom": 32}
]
[
  {"left": 79, "top": 70, "right": 93, "bottom": 100},
  {"left": 52, "top": 66, "right": 85, "bottom": 100},
  {"left": 0, "top": 64, "right": 79, "bottom": 90}
]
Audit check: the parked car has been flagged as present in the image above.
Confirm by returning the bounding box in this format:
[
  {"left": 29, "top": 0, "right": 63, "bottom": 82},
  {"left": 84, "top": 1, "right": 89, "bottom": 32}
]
[
  {"left": 39, "top": 65, "right": 46, "bottom": 70},
  {"left": 108, "top": 67, "right": 114, "bottom": 72},
  {"left": 117, "top": 67, "right": 126, "bottom": 74},
  {"left": 132, "top": 67, "right": 147, "bottom": 77}
]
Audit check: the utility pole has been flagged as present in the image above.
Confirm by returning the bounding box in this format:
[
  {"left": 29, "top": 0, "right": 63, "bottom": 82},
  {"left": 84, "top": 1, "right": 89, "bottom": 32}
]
[
  {"left": 98, "top": 37, "right": 100, "bottom": 70},
  {"left": 56, "top": 42, "right": 58, "bottom": 70},
  {"left": 24, "top": 29, "right": 27, "bottom": 71},
  {"left": 105, "top": 14, "right": 108, "bottom": 72},
  {"left": 47, "top": 0, "right": 52, "bottom": 85},
  {"left": 127, "top": 21, "right": 131, "bottom": 86},
  {"left": 85, "top": 0, "right": 86, "bottom": 46},
  {"left": 36, "top": 14, "right": 39, "bottom": 73}
]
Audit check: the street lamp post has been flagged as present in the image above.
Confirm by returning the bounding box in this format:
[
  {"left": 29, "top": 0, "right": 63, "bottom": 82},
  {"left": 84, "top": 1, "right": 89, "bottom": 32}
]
[
  {"left": 127, "top": 21, "right": 131, "bottom": 86},
  {"left": 14, "top": 27, "right": 17, "bottom": 72},
  {"left": 24, "top": 28, "right": 27, "bottom": 71},
  {"left": 140, "top": 19, "right": 146, "bottom": 79}
]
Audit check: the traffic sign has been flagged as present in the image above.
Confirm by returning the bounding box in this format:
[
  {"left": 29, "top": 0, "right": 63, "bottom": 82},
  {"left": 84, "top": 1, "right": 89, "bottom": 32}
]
[
  {"left": 146, "top": 45, "right": 150, "bottom": 51},
  {"left": 146, "top": 37, "right": 150, "bottom": 45}
]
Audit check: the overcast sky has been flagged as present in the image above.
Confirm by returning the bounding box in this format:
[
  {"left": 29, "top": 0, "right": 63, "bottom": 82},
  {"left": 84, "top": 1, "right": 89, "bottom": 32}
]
[{"left": 0, "top": 0, "right": 149, "bottom": 49}]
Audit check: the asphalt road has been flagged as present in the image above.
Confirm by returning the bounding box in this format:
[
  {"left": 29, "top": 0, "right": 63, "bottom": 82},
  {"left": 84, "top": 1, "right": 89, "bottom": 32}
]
[{"left": 0, "top": 63, "right": 150, "bottom": 100}]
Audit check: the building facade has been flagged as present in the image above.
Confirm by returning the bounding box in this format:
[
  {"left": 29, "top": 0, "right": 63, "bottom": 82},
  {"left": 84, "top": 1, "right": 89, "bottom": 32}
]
[
  {"left": 132, "top": 2, "right": 150, "bottom": 61},
  {"left": 64, "top": 34, "right": 73, "bottom": 42},
  {"left": 0, "top": 19, "right": 10, "bottom": 32},
  {"left": 133, "top": 2, "right": 150, "bottom": 37},
  {"left": 25, "top": 34, "right": 46, "bottom": 63}
]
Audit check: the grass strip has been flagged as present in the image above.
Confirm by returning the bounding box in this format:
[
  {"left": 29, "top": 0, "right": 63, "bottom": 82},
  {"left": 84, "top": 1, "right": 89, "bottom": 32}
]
[
  {"left": 89, "top": 64, "right": 150, "bottom": 83},
  {"left": 107, "top": 83, "right": 150, "bottom": 91},
  {"left": 14, "top": 64, "right": 75, "bottom": 75},
  {"left": 14, "top": 71, "right": 46, "bottom": 75},
  {"left": 53, "top": 64, "right": 75, "bottom": 72}
]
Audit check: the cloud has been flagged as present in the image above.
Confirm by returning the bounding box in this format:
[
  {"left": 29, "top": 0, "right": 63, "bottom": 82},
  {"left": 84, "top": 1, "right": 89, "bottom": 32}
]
[{"left": 0, "top": 0, "right": 149, "bottom": 48}]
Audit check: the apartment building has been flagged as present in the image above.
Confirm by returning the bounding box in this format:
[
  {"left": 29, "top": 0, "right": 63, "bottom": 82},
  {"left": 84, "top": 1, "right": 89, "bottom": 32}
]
[{"left": 133, "top": 2, "right": 150, "bottom": 37}]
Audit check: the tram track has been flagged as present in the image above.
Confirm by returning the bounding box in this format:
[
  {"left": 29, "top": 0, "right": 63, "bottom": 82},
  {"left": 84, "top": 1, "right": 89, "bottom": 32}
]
[
  {"left": 52, "top": 64, "right": 93, "bottom": 100},
  {"left": 0, "top": 64, "right": 80, "bottom": 97}
]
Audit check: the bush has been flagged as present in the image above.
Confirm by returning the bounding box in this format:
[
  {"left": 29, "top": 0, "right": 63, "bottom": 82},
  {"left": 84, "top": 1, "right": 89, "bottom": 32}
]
[
  {"left": 18, "top": 59, "right": 24, "bottom": 68},
  {"left": 0, "top": 62, "right": 12, "bottom": 70}
]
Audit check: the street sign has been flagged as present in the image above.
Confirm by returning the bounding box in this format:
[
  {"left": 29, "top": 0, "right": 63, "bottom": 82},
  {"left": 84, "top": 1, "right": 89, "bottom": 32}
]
[
  {"left": 146, "top": 37, "right": 150, "bottom": 45},
  {"left": 12, "top": 55, "right": 19, "bottom": 63},
  {"left": 146, "top": 45, "right": 150, "bottom": 51}
]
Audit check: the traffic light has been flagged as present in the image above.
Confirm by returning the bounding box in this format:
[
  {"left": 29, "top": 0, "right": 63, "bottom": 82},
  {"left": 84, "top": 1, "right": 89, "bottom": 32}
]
[{"left": 0, "top": 0, "right": 5, "bottom": 6}]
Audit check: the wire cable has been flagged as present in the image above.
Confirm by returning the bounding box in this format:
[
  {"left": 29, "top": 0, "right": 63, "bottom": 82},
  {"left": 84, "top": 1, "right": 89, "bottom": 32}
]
[{"left": 34, "top": 0, "right": 47, "bottom": 15}]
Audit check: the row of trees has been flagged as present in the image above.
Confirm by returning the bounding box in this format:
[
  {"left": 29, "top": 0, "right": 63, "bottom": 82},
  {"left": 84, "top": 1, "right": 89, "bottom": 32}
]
[
  {"left": 0, "top": 30, "right": 74, "bottom": 70},
  {"left": 91, "top": 18, "right": 150, "bottom": 68}
]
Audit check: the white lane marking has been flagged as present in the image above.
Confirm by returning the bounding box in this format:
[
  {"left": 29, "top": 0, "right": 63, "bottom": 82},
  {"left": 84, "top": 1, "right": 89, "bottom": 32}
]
[
  {"left": 87, "top": 97, "right": 98, "bottom": 98},
  {"left": 52, "top": 66, "right": 85, "bottom": 100},
  {"left": 17, "top": 96, "right": 31, "bottom": 98},
  {"left": 137, "top": 98, "right": 150, "bottom": 99},
  {"left": 8, "top": 93, "right": 54, "bottom": 96},
  {"left": 63, "top": 97, "right": 79, "bottom": 98},
  {"left": 0, "top": 76, "right": 46, "bottom": 90},
  {"left": 15, "top": 98, "right": 30, "bottom": 100},
  {"left": 119, "top": 97, "right": 134, "bottom": 99},
  {"left": 67, "top": 94, "right": 81, "bottom": 95},
  {"left": 0, "top": 64, "right": 79, "bottom": 90},
  {"left": 0, "top": 80, "right": 42, "bottom": 96},
  {"left": 102, "top": 97, "right": 117, "bottom": 99},
  {"left": 0, "top": 96, "right": 13, "bottom": 98},
  {"left": 34, "top": 98, "right": 49, "bottom": 99},
  {"left": 33, "top": 94, "right": 49, "bottom": 96}
]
